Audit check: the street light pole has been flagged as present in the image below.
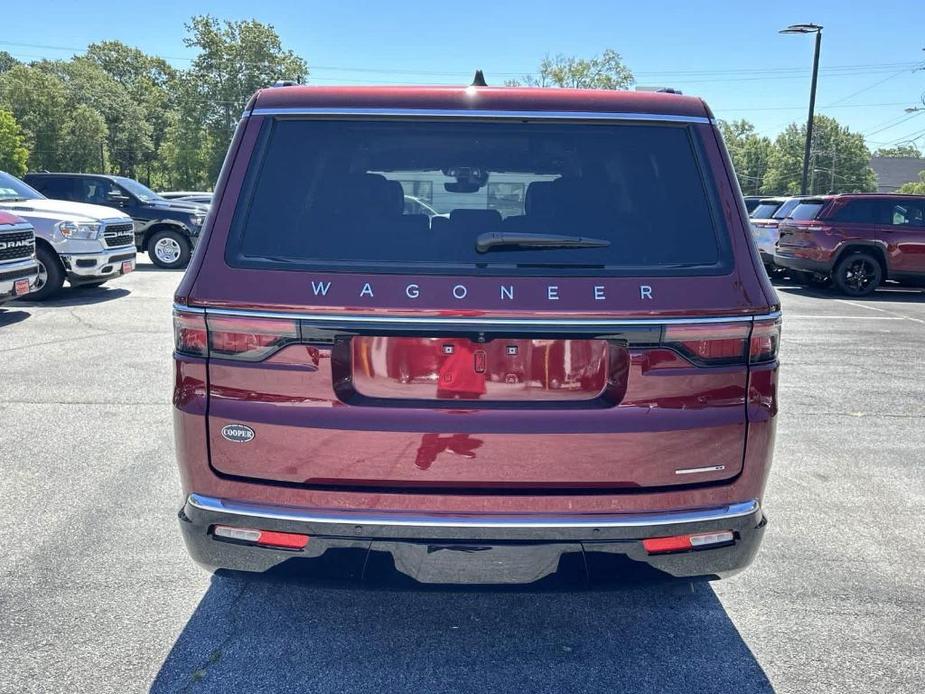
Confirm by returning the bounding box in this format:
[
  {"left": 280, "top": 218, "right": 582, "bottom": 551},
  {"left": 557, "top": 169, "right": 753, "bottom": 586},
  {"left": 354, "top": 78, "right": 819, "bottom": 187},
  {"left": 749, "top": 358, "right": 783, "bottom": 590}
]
[{"left": 780, "top": 23, "right": 824, "bottom": 195}]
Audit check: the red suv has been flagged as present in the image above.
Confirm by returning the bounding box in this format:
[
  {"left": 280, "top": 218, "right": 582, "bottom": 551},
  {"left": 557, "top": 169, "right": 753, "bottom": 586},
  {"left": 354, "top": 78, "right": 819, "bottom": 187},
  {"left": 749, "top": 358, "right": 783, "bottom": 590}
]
[
  {"left": 775, "top": 194, "right": 925, "bottom": 296},
  {"left": 172, "top": 85, "right": 781, "bottom": 584}
]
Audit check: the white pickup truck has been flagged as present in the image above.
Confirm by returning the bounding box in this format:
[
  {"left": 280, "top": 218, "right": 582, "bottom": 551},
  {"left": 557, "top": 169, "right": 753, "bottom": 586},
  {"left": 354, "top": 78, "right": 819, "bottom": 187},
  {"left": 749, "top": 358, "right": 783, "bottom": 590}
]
[
  {"left": 0, "top": 211, "right": 39, "bottom": 304},
  {"left": 0, "top": 171, "right": 136, "bottom": 300}
]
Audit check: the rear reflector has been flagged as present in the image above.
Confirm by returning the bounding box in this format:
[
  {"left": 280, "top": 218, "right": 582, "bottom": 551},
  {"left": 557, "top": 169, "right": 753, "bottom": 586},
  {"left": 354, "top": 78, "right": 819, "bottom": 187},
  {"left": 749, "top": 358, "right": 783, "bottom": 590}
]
[
  {"left": 643, "top": 530, "right": 734, "bottom": 554},
  {"left": 213, "top": 525, "right": 309, "bottom": 550}
]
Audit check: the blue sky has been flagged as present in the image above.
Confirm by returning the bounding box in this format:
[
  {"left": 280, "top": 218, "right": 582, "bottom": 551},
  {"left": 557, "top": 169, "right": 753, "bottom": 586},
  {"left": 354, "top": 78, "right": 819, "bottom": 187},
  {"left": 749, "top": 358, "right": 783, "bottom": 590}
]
[{"left": 4, "top": 0, "right": 924, "bottom": 147}]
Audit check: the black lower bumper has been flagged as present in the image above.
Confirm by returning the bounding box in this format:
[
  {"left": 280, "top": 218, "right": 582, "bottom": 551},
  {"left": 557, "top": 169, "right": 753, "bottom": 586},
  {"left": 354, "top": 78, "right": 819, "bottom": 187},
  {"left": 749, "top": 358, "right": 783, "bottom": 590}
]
[
  {"left": 179, "top": 494, "right": 766, "bottom": 584},
  {"left": 773, "top": 253, "right": 830, "bottom": 275}
]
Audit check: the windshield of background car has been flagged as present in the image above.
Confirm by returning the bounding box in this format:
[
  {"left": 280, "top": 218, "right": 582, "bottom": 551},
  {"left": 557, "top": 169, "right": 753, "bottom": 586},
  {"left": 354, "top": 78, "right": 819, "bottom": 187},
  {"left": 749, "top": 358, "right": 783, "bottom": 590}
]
[
  {"left": 116, "top": 177, "right": 159, "bottom": 202},
  {"left": 0, "top": 172, "right": 45, "bottom": 201},
  {"left": 772, "top": 199, "right": 802, "bottom": 219},
  {"left": 750, "top": 202, "right": 782, "bottom": 219},
  {"left": 225, "top": 118, "right": 732, "bottom": 276},
  {"left": 789, "top": 202, "right": 826, "bottom": 221}
]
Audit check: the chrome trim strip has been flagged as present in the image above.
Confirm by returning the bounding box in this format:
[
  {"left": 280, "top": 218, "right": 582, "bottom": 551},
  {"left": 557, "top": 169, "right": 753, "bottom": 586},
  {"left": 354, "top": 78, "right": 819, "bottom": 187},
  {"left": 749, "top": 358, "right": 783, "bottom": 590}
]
[
  {"left": 187, "top": 493, "right": 759, "bottom": 529},
  {"left": 675, "top": 465, "right": 727, "bottom": 475},
  {"left": 0, "top": 224, "right": 35, "bottom": 235},
  {"left": 175, "top": 304, "right": 206, "bottom": 314},
  {"left": 174, "top": 303, "right": 781, "bottom": 327},
  {"left": 249, "top": 107, "right": 711, "bottom": 124}
]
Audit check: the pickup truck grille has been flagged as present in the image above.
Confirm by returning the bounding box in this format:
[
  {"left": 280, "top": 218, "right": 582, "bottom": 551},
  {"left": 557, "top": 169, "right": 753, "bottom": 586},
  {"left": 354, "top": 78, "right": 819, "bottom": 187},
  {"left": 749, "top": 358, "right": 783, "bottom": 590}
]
[
  {"left": 103, "top": 223, "right": 134, "bottom": 248},
  {"left": 0, "top": 231, "right": 35, "bottom": 262}
]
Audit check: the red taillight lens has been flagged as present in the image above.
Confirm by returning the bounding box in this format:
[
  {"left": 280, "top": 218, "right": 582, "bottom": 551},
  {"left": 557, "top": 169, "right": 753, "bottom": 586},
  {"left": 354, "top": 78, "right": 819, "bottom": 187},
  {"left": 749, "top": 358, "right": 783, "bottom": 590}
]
[
  {"left": 174, "top": 310, "right": 208, "bottom": 357},
  {"left": 643, "top": 530, "right": 734, "bottom": 554},
  {"left": 749, "top": 318, "right": 782, "bottom": 364},
  {"left": 663, "top": 323, "right": 750, "bottom": 366},
  {"left": 207, "top": 315, "right": 300, "bottom": 362},
  {"left": 213, "top": 525, "right": 309, "bottom": 550}
]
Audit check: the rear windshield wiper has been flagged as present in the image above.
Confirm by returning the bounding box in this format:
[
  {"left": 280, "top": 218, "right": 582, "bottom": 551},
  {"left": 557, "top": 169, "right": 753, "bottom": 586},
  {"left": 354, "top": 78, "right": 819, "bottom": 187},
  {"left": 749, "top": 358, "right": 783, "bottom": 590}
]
[{"left": 476, "top": 232, "right": 610, "bottom": 253}]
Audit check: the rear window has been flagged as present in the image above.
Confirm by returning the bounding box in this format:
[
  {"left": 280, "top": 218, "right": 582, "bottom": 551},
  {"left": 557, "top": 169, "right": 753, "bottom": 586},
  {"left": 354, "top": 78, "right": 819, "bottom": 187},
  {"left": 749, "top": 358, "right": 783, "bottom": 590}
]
[
  {"left": 750, "top": 202, "right": 782, "bottom": 219},
  {"left": 226, "top": 118, "right": 731, "bottom": 276},
  {"left": 788, "top": 201, "right": 826, "bottom": 221},
  {"left": 771, "top": 199, "right": 801, "bottom": 219}
]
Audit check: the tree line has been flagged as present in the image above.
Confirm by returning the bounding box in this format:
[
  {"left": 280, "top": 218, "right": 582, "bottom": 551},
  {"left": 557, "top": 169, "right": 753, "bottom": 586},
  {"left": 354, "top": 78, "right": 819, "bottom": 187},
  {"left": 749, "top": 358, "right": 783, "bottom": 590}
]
[
  {"left": 0, "top": 35, "right": 918, "bottom": 194},
  {"left": 0, "top": 16, "right": 306, "bottom": 189}
]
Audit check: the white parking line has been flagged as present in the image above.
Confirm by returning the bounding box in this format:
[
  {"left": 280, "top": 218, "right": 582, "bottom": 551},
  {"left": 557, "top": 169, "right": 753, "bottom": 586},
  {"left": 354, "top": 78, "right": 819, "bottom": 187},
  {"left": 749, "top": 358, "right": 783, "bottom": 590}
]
[
  {"left": 786, "top": 315, "right": 904, "bottom": 320},
  {"left": 833, "top": 299, "right": 925, "bottom": 324}
]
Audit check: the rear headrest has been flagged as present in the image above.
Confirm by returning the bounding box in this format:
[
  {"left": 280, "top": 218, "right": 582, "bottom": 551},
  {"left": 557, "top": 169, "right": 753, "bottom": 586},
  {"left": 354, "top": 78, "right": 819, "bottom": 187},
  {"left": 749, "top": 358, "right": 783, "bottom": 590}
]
[
  {"left": 342, "top": 173, "right": 403, "bottom": 216},
  {"left": 524, "top": 180, "right": 558, "bottom": 217}
]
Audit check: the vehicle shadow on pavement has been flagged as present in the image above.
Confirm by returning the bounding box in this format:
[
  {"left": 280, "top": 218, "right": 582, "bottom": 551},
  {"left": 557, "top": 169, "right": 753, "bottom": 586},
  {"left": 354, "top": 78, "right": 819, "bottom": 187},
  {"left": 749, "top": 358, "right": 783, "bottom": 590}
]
[
  {"left": 0, "top": 309, "right": 30, "bottom": 327},
  {"left": 14, "top": 287, "right": 130, "bottom": 307},
  {"left": 772, "top": 277, "right": 925, "bottom": 303},
  {"left": 151, "top": 562, "right": 773, "bottom": 693},
  {"left": 133, "top": 264, "right": 184, "bottom": 273}
]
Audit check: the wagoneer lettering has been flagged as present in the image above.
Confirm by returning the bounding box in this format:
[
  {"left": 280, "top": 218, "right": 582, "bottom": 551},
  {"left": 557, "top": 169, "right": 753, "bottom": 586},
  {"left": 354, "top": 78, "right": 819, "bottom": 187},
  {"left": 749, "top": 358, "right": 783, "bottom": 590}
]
[{"left": 173, "top": 84, "right": 780, "bottom": 584}]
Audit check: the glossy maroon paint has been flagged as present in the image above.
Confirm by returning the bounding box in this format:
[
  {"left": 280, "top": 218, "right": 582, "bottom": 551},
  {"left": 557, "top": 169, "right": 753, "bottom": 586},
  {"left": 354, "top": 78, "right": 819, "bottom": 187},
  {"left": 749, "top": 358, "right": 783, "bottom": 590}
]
[
  {"left": 776, "top": 193, "right": 925, "bottom": 276},
  {"left": 173, "top": 85, "right": 779, "bottom": 521}
]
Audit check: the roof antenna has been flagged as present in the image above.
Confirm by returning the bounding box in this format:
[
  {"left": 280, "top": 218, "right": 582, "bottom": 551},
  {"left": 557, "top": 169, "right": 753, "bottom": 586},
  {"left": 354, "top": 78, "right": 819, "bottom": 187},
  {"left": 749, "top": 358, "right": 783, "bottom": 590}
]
[{"left": 471, "top": 70, "right": 488, "bottom": 87}]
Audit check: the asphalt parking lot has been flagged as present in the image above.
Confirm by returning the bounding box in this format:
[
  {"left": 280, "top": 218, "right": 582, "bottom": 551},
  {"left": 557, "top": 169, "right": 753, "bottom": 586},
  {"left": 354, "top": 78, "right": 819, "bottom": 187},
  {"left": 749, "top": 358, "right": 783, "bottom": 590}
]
[{"left": 1, "top": 259, "right": 923, "bottom": 694}]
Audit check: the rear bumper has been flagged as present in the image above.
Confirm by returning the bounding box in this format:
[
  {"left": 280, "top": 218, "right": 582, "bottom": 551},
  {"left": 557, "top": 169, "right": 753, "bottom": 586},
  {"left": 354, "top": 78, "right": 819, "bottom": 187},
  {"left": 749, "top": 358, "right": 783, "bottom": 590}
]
[
  {"left": 773, "top": 252, "right": 831, "bottom": 275},
  {"left": 179, "top": 493, "right": 766, "bottom": 584}
]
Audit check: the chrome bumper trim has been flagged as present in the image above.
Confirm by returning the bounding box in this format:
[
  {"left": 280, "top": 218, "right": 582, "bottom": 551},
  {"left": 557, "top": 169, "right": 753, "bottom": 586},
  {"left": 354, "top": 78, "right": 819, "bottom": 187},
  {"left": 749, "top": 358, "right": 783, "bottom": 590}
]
[
  {"left": 187, "top": 493, "right": 759, "bottom": 530},
  {"left": 174, "top": 304, "right": 781, "bottom": 328}
]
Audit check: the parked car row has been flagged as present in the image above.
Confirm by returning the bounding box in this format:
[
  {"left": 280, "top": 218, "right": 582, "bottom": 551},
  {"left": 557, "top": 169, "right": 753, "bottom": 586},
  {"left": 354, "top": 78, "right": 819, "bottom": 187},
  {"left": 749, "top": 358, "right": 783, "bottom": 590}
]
[
  {"left": 0, "top": 170, "right": 214, "bottom": 300},
  {"left": 748, "top": 192, "right": 925, "bottom": 296}
]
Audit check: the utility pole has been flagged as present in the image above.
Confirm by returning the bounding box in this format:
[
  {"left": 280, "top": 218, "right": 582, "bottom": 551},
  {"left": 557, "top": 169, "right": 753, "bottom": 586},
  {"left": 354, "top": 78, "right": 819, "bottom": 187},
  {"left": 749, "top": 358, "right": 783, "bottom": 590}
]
[
  {"left": 780, "top": 24, "right": 824, "bottom": 195},
  {"left": 99, "top": 141, "right": 105, "bottom": 171}
]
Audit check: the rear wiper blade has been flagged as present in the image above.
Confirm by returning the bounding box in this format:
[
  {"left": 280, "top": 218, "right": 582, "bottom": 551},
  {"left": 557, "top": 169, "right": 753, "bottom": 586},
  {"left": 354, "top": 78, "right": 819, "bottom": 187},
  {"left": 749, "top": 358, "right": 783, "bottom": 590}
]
[{"left": 476, "top": 232, "right": 610, "bottom": 253}]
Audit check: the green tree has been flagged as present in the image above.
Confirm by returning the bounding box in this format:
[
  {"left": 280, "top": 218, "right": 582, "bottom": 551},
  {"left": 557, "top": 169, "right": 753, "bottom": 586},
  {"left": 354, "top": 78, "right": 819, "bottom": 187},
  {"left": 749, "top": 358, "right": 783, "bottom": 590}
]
[
  {"left": 84, "top": 41, "right": 178, "bottom": 185},
  {"left": 0, "top": 51, "right": 19, "bottom": 75},
  {"left": 898, "top": 171, "right": 925, "bottom": 194},
  {"left": 59, "top": 105, "right": 108, "bottom": 171},
  {"left": 48, "top": 58, "right": 154, "bottom": 177},
  {"left": 506, "top": 49, "right": 633, "bottom": 89},
  {"left": 872, "top": 144, "right": 922, "bottom": 158},
  {"left": 719, "top": 119, "right": 772, "bottom": 195},
  {"left": 0, "top": 108, "right": 29, "bottom": 175},
  {"left": 0, "top": 64, "right": 70, "bottom": 171},
  {"left": 762, "top": 115, "right": 876, "bottom": 195},
  {"left": 181, "top": 15, "right": 308, "bottom": 183}
]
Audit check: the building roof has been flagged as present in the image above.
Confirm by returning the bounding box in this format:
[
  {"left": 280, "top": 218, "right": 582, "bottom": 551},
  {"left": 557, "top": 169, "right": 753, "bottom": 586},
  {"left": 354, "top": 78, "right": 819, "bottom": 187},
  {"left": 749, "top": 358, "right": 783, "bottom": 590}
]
[
  {"left": 250, "top": 85, "right": 710, "bottom": 120},
  {"left": 870, "top": 157, "right": 925, "bottom": 192}
]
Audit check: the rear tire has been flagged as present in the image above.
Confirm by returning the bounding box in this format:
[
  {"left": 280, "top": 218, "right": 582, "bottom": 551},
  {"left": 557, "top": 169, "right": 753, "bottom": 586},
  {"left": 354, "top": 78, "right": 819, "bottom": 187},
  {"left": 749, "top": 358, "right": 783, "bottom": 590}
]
[
  {"left": 27, "top": 246, "right": 65, "bottom": 301},
  {"left": 148, "top": 229, "right": 191, "bottom": 269},
  {"left": 833, "top": 251, "right": 882, "bottom": 297}
]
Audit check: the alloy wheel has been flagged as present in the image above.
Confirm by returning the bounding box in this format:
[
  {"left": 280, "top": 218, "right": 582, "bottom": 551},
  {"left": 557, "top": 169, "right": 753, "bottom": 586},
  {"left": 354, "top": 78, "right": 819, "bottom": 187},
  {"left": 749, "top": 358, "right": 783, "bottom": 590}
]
[{"left": 842, "top": 257, "right": 876, "bottom": 295}]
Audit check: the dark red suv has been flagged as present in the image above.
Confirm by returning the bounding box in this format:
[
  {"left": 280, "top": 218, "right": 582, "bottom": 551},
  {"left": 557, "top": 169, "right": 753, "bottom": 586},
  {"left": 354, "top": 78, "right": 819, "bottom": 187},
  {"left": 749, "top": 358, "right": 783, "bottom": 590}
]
[
  {"left": 172, "top": 85, "right": 781, "bottom": 584},
  {"left": 775, "top": 194, "right": 925, "bottom": 296}
]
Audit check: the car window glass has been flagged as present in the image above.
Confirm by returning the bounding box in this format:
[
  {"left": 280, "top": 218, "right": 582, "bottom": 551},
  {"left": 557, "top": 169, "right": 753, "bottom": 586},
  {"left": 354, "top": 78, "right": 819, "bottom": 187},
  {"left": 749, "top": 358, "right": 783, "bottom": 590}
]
[
  {"left": 750, "top": 203, "right": 781, "bottom": 219},
  {"left": 771, "top": 199, "right": 801, "bottom": 219},
  {"left": 228, "top": 118, "right": 731, "bottom": 275},
  {"left": 833, "top": 200, "right": 881, "bottom": 224},
  {"left": 890, "top": 201, "right": 925, "bottom": 226},
  {"left": 79, "top": 179, "right": 120, "bottom": 206},
  {"left": 789, "top": 202, "right": 825, "bottom": 221},
  {"left": 32, "top": 177, "right": 74, "bottom": 200}
]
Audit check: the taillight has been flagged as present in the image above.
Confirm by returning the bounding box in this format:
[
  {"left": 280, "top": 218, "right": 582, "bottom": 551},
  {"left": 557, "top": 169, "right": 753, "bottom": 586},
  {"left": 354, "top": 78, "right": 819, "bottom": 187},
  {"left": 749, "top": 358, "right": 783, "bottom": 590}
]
[
  {"left": 212, "top": 525, "right": 309, "bottom": 550},
  {"left": 172, "top": 309, "right": 299, "bottom": 361},
  {"left": 662, "top": 318, "right": 781, "bottom": 367},
  {"left": 643, "top": 530, "right": 734, "bottom": 554},
  {"left": 207, "top": 315, "right": 300, "bottom": 362},
  {"left": 174, "top": 310, "right": 207, "bottom": 357},
  {"left": 662, "top": 323, "right": 750, "bottom": 366},
  {"left": 749, "top": 318, "right": 781, "bottom": 364}
]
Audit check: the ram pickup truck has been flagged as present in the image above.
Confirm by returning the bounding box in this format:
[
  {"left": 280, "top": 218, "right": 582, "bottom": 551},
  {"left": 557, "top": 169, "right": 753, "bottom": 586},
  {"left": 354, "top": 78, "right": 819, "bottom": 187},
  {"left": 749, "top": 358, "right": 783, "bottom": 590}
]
[
  {"left": 0, "top": 211, "right": 39, "bottom": 304},
  {"left": 0, "top": 171, "right": 136, "bottom": 300},
  {"left": 24, "top": 173, "right": 209, "bottom": 269}
]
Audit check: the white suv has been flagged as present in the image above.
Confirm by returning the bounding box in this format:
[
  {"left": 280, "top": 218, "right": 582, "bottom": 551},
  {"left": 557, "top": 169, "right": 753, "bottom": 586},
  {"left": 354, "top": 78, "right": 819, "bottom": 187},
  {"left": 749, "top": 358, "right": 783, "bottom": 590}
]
[{"left": 0, "top": 171, "right": 136, "bottom": 300}]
